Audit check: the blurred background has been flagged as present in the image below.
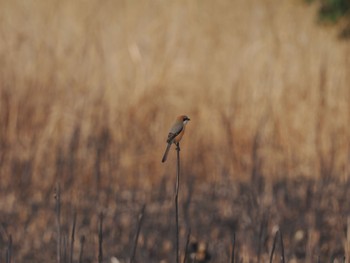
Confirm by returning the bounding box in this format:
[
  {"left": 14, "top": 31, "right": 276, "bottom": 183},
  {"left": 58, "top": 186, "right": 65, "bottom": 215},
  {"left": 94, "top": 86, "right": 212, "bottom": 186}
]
[{"left": 0, "top": 0, "right": 349, "bottom": 262}]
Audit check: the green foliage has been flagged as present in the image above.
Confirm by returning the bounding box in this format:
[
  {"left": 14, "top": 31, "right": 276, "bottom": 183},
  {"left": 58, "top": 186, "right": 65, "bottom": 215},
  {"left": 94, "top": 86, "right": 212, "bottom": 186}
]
[
  {"left": 307, "top": 0, "right": 350, "bottom": 38},
  {"left": 318, "top": 0, "right": 350, "bottom": 22}
]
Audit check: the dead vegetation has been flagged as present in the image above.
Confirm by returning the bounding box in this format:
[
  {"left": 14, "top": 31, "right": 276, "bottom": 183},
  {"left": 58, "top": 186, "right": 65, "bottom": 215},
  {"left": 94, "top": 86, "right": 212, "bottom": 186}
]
[{"left": 0, "top": 0, "right": 349, "bottom": 262}]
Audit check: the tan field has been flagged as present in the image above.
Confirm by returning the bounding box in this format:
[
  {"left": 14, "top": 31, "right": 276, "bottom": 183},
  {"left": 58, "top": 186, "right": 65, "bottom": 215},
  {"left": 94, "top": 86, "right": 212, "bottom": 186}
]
[{"left": 0, "top": 0, "right": 349, "bottom": 262}]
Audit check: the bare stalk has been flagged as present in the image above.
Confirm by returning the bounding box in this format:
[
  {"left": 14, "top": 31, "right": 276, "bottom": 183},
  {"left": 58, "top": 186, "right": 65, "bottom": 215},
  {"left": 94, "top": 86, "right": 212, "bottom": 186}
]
[
  {"left": 70, "top": 211, "right": 77, "bottom": 263},
  {"left": 346, "top": 216, "right": 350, "bottom": 262},
  {"left": 279, "top": 230, "right": 285, "bottom": 263},
  {"left": 6, "top": 234, "right": 12, "bottom": 263},
  {"left": 79, "top": 236, "right": 85, "bottom": 263},
  {"left": 257, "top": 214, "right": 268, "bottom": 263},
  {"left": 183, "top": 228, "right": 191, "bottom": 263},
  {"left": 269, "top": 230, "right": 278, "bottom": 263},
  {"left": 129, "top": 204, "right": 146, "bottom": 263},
  {"left": 230, "top": 232, "right": 236, "bottom": 263},
  {"left": 63, "top": 235, "right": 68, "bottom": 263},
  {"left": 98, "top": 212, "right": 104, "bottom": 263},
  {"left": 269, "top": 230, "right": 284, "bottom": 263},
  {"left": 55, "top": 183, "right": 61, "bottom": 263},
  {"left": 175, "top": 142, "right": 181, "bottom": 263}
]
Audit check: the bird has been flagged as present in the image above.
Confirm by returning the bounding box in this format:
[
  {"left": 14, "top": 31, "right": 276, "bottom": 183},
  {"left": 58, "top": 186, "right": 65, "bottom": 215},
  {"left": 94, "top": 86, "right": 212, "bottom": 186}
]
[{"left": 161, "top": 115, "right": 190, "bottom": 163}]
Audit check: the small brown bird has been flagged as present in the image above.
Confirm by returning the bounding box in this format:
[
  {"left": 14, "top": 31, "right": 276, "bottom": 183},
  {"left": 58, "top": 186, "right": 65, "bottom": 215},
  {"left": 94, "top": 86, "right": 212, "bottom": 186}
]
[{"left": 161, "top": 115, "right": 190, "bottom": 163}]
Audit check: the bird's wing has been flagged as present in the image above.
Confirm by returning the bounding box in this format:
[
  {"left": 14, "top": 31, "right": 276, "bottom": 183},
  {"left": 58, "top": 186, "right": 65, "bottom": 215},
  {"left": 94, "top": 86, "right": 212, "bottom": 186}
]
[{"left": 167, "top": 122, "right": 183, "bottom": 143}]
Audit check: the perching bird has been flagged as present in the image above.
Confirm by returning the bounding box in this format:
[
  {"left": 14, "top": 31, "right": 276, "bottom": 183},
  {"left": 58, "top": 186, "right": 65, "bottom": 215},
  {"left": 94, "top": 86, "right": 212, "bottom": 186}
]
[{"left": 161, "top": 115, "right": 190, "bottom": 163}]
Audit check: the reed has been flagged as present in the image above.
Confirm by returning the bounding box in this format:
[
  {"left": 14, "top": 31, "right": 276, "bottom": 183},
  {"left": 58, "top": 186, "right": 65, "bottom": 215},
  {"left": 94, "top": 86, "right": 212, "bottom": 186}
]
[{"left": 129, "top": 204, "right": 146, "bottom": 263}]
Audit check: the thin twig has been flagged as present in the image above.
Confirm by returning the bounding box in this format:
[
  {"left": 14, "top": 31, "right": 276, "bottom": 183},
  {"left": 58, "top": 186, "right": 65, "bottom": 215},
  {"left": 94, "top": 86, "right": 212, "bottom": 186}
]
[
  {"left": 6, "top": 234, "right": 12, "bottom": 263},
  {"left": 79, "top": 235, "right": 85, "bottom": 263},
  {"left": 63, "top": 235, "right": 68, "bottom": 263},
  {"left": 183, "top": 228, "right": 191, "bottom": 263},
  {"left": 175, "top": 142, "right": 181, "bottom": 263},
  {"left": 279, "top": 230, "right": 285, "bottom": 263},
  {"left": 257, "top": 214, "right": 268, "bottom": 263},
  {"left": 98, "top": 212, "right": 104, "bottom": 263},
  {"left": 55, "top": 183, "right": 61, "bottom": 263},
  {"left": 346, "top": 217, "right": 350, "bottom": 263},
  {"left": 70, "top": 211, "right": 77, "bottom": 263},
  {"left": 130, "top": 204, "right": 146, "bottom": 263},
  {"left": 269, "top": 230, "right": 279, "bottom": 263},
  {"left": 230, "top": 232, "right": 236, "bottom": 263}
]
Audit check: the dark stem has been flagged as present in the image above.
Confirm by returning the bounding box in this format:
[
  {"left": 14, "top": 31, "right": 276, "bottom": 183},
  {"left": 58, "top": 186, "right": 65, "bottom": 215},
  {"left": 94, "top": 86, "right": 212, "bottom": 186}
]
[
  {"left": 230, "top": 232, "right": 236, "bottom": 263},
  {"left": 130, "top": 204, "right": 146, "bottom": 263},
  {"left": 175, "top": 142, "right": 180, "bottom": 263},
  {"left": 183, "top": 228, "right": 191, "bottom": 263},
  {"left": 279, "top": 230, "right": 285, "bottom": 263},
  {"left": 98, "top": 212, "right": 104, "bottom": 263},
  {"left": 79, "top": 236, "right": 85, "bottom": 263},
  {"left": 55, "top": 183, "right": 61, "bottom": 263},
  {"left": 269, "top": 230, "right": 279, "bottom": 263},
  {"left": 257, "top": 213, "right": 268, "bottom": 263},
  {"left": 70, "top": 211, "right": 77, "bottom": 263},
  {"left": 6, "top": 235, "right": 12, "bottom": 263},
  {"left": 63, "top": 235, "right": 67, "bottom": 263}
]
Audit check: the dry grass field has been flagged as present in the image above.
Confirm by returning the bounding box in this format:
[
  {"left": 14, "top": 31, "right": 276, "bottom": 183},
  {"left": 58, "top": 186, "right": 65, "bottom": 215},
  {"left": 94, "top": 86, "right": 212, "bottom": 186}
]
[{"left": 0, "top": 0, "right": 349, "bottom": 262}]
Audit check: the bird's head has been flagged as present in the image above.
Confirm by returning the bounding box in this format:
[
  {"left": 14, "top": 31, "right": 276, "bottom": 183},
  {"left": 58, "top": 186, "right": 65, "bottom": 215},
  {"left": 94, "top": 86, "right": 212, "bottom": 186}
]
[{"left": 179, "top": 115, "right": 190, "bottom": 125}]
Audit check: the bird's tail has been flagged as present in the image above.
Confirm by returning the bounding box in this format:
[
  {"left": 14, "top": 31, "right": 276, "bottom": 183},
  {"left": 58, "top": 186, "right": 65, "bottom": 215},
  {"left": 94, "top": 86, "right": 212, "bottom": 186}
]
[{"left": 161, "top": 143, "right": 172, "bottom": 163}]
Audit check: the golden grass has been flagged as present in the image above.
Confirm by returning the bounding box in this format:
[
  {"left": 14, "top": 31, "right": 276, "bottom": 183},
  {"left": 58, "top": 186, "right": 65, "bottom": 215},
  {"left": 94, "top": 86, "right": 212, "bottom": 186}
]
[
  {"left": 0, "top": 3, "right": 349, "bottom": 259},
  {"left": 1, "top": 0, "right": 349, "bottom": 193}
]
